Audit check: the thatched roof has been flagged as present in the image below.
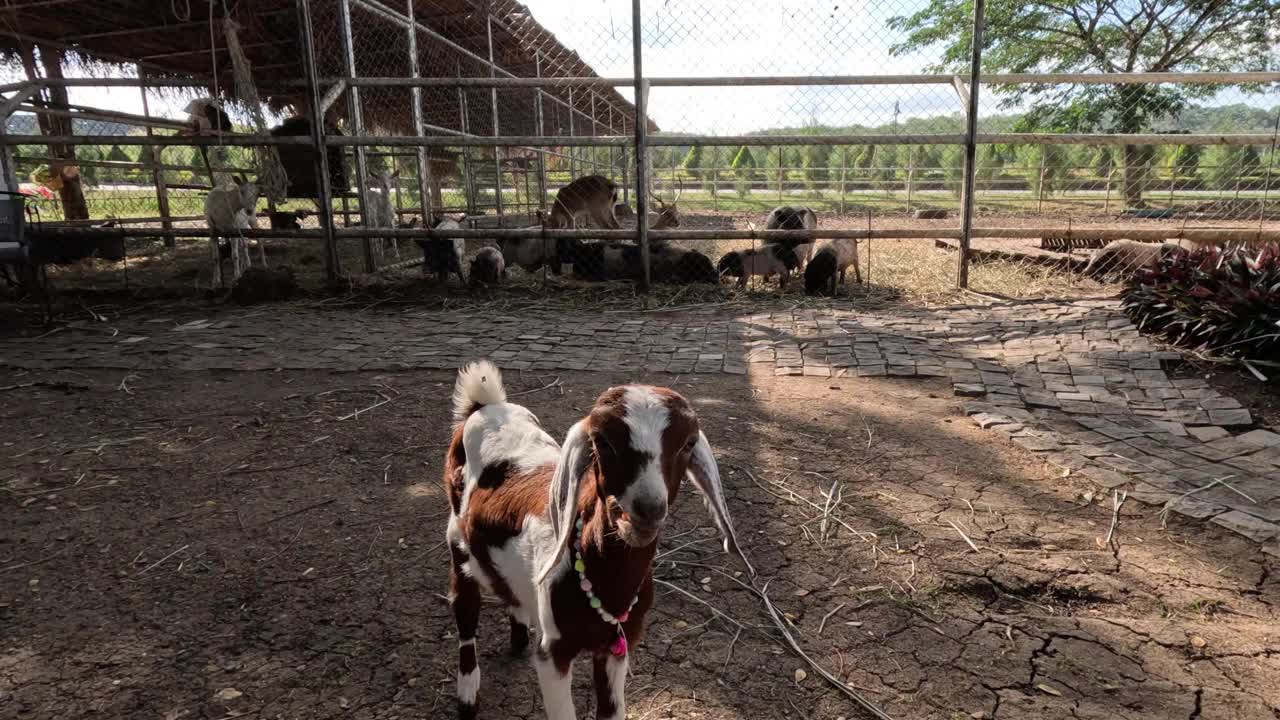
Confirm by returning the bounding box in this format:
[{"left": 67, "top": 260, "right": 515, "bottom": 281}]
[{"left": 0, "top": 0, "right": 649, "bottom": 136}]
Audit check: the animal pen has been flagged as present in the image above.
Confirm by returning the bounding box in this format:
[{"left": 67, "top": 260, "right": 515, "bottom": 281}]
[{"left": 0, "top": 0, "right": 1278, "bottom": 302}]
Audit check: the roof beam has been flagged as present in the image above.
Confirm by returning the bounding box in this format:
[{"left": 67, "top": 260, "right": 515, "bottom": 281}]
[{"left": 60, "top": 20, "right": 208, "bottom": 43}]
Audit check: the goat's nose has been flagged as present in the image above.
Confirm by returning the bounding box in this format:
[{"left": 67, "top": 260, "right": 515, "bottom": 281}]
[{"left": 629, "top": 497, "right": 667, "bottom": 528}]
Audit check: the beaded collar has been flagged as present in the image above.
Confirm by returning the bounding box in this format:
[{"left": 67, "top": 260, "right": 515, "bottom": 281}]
[{"left": 572, "top": 512, "right": 640, "bottom": 656}]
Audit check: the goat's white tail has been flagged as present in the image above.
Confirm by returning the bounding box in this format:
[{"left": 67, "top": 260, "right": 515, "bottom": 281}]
[{"left": 452, "top": 359, "right": 507, "bottom": 425}]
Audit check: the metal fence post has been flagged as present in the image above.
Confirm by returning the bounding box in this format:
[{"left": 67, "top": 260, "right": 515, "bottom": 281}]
[
  {"left": 295, "top": 0, "right": 339, "bottom": 284},
  {"left": 485, "top": 10, "right": 504, "bottom": 222},
  {"left": 956, "top": 0, "right": 985, "bottom": 289},
  {"left": 338, "top": 0, "right": 374, "bottom": 272},
  {"left": 406, "top": 0, "right": 433, "bottom": 223},
  {"left": 534, "top": 51, "right": 547, "bottom": 211},
  {"left": 631, "top": 0, "right": 651, "bottom": 292}
]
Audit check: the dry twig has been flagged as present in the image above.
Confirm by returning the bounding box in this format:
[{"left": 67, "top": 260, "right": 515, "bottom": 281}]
[
  {"left": 946, "top": 519, "right": 981, "bottom": 553},
  {"left": 759, "top": 582, "right": 895, "bottom": 720},
  {"left": 259, "top": 497, "right": 336, "bottom": 527},
  {"left": 1104, "top": 489, "right": 1128, "bottom": 548},
  {"left": 817, "top": 602, "right": 846, "bottom": 636},
  {"left": 137, "top": 544, "right": 190, "bottom": 575}
]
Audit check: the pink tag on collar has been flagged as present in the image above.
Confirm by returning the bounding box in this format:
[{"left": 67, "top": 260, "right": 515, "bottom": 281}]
[{"left": 610, "top": 633, "right": 628, "bottom": 657}]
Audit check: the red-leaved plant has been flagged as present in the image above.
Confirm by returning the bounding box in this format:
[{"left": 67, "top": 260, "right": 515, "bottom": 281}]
[{"left": 1121, "top": 245, "right": 1280, "bottom": 363}]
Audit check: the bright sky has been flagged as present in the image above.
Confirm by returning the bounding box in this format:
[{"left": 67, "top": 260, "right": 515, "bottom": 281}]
[
  {"left": 519, "top": 0, "right": 950, "bottom": 134},
  {"left": 1, "top": 0, "right": 1267, "bottom": 136},
  {"left": 1, "top": 0, "right": 946, "bottom": 135}
]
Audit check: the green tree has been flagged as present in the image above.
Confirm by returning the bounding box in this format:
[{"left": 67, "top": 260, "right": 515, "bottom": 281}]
[
  {"left": 944, "top": 146, "right": 966, "bottom": 197},
  {"left": 802, "top": 144, "right": 833, "bottom": 193},
  {"left": 730, "top": 145, "right": 759, "bottom": 197},
  {"left": 875, "top": 145, "right": 899, "bottom": 187},
  {"left": 1093, "top": 147, "right": 1117, "bottom": 179},
  {"left": 854, "top": 145, "right": 876, "bottom": 180},
  {"left": 1169, "top": 145, "right": 1202, "bottom": 181},
  {"left": 976, "top": 144, "right": 1004, "bottom": 185},
  {"left": 914, "top": 145, "right": 941, "bottom": 170},
  {"left": 889, "top": 0, "right": 1279, "bottom": 208},
  {"left": 77, "top": 146, "right": 100, "bottom": 185},
  {"left": 1017, "top": 144, "right": 1069, "bottom": 197},
  {"left": 681, "top": 144, "right": 704, "bottom": 181},
  {"left": 1206, "top": 145, "right": 1264, "bottom": 190}
]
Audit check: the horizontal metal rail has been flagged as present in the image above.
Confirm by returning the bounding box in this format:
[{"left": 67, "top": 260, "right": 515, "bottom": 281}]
[
  {"left": 36, "top": 71, "right": 1280, "bottom": 89},
  {"left": 8, "top": 132, "right": 1275, "bottom": 149},
  {"left": 27, "top": 226, "right": 1280, "bottom": 242}
]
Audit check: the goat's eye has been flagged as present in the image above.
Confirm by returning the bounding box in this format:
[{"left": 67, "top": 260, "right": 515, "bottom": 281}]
[{"left": 683, "top": 437, "right": 698, "bottom": 452}]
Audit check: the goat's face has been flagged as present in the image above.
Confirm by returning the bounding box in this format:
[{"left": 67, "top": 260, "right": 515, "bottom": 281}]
[
  {"left": 588, "top": 386, "right": 699, "bottom": 547},
  {"left": 538, "top": 384, "right": 755, "bottom": 585},
  {"left": 231, "top": 175, "right": 259, "bottom": 211}
]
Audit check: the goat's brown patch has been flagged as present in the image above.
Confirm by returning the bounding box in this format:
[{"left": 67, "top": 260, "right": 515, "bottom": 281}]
[
  {"left": 444, "top": 424, "right": 467, "bottom": 514},
  {"left": 457, "top": 460, "right": 553, "bottom": 610}
]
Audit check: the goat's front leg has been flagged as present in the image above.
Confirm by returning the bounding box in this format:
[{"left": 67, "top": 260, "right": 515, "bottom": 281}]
[
  {"left": 450, "top": 548, "right": 482, "bottom": 720},
  {"left": 533, "top": 649, "right": 575, "bottom": 720},
  {"left": 592, "top": 652, "right": 628, "bottom": 720}
]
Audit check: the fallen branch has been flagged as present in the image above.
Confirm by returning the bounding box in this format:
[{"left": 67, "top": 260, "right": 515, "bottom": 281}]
[
  {"left": 817, "top": 602, "right": 846, "bottom": 637},
  {"left": 1103, "top": 489, "right": 1128, "bottom": 548},
  {"left": 760, "top": 582, "right": 895, "bottom": 720},
  {"left": 509, "top": 376, "right": 563, "bottom": 398},
  {"left": 136, "top": 543, "right": 190, "bottom": 576},
  {"left": 653, "top": 578, "right": 746, "bottom": 630},
  {"left": 946, "top": 519, "right": 981, "bottom": 553},
  {"left": 0, "top": 547, "right": 69, "bottom": 574},
  {"left": 336, "top": 389, "right": 401, "bottom": 422},
  {"left": 0, "top": 380, "right": 90, "bottom": 393},
  {"left": 1158, "top": 475, "right": 1245, "bottom": 528},
  {"left": 259, "top": 497, "right": 336, "bottom": 527}
]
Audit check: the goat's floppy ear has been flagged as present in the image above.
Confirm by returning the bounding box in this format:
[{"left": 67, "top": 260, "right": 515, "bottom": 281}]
[
  {"left": 537, "top": 419, "right": 594, "bottom": 585},
  {"left": 687, "top": 430, "right": 755, "bottom": 577}
]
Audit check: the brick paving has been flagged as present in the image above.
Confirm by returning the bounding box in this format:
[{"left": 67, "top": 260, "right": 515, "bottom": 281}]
[{"left": 3, "top": 298, "right": 1277, "bottom": 549}]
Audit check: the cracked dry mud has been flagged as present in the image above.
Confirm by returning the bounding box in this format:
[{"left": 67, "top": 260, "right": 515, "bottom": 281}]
[{"left": 1, "top": 368, "right": 1276, "bottom": 720}]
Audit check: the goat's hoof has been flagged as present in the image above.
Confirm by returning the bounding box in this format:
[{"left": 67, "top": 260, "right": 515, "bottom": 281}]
[{"left": 457, "top": 701, "right": 479, "bottom": 720}]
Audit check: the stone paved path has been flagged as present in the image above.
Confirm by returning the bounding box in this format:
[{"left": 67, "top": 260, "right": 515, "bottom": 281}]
[{"left": 3, "top": 298, "right": 1277, "bottom": 550}]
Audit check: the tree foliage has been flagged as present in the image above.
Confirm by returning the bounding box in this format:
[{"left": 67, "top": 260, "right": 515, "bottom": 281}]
[
  {"left": 1168, "top": 144, "right": 1202, "bottom": 180},
  {"left": 681, "top": 144, "right": 704, "bottom": 180},
  {"left": 889, "top": 0, "right": 1279, "bottom": 205}
]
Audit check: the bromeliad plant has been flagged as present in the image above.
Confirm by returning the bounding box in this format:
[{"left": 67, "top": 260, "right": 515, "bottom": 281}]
[{"left": 1121, "top": 245, "right": 1280, "bottom": 364}]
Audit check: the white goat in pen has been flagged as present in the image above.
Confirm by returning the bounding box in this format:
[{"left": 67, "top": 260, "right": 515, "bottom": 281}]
[
  {"left": 204, "top": 175, "right": 260, "bottom": 284},
  {"left": 364, "top": 170, "right": 399, "bottom": 261}
]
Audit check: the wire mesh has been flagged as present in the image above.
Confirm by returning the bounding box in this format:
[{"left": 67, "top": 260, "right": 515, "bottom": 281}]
[{"left": 2, "top": 0, "right": 1278, "bottom": 303}]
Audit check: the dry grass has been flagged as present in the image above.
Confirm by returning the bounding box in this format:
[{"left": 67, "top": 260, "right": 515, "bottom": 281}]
[{"left": 27, "top": 211, "right": 1116, "bottom": 311}]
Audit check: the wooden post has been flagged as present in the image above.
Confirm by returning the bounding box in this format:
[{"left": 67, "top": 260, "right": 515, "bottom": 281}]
[
  {"left": 839, "top": 148, "right": 848, "bottom": 214},
  {"left": 1103, "top": 168, "right": 1115, "bottom": 214},
  {"left": 137, "top": 70, "right": 174, "bottom": 247},
  {"left": 777, "top": 148, "right": 784, "bottom": 202},
  {"left": 1035, "top": 150, "right": 1048, "bottom": 214},
  {"left": 711, "top": 167, "right": 718, "bottom": 211},
  {"left": 906, "top": 147, "right": 916, "bottom": 212}
]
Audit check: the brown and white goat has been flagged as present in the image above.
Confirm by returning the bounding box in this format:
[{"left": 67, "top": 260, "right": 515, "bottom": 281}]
[{"left": 443, "top": 360, "right": 752, "bottom": 720}]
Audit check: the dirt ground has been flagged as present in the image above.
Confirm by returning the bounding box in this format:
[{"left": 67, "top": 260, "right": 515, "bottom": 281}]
[
  {"left": 1, "top": 366, "right": 1276, "bottom": 720},
  {"left": 26, "top": 210, "right": 1136, "bottom": 307}
]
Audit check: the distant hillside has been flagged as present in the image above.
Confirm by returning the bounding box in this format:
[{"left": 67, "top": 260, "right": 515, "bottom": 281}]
[{"left": 733, "top": 104, "right": 1280, "bottom": 138}]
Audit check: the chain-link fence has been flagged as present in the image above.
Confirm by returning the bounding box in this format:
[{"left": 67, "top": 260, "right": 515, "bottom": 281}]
[{"left": 1, "top": 0, "right": 1277, "bottom": 303}]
